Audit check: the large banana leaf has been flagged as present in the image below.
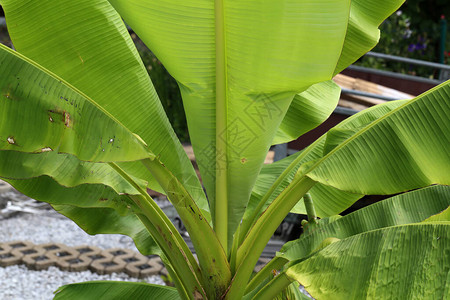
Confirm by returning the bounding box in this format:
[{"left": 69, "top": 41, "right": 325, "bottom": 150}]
[
  {"left": 54, "top": 281, "right": 180, "bottom": 300},
  {"left": 278, "top": 185, "right": 450, "bottom": 261},
  {"left": 285, "top": 223, "right": 450, "bottom": 299},
  {"left": 0, "top": 42, "right": 155, "bottom": 228},
  {"left": 0, "top": 44, "right": 150, "bottom": 162},
  {"left": 107, "top": 0, "right": 355, "bottom": 246},
  {"left": 248, "top": 80, "right": 449, "bottom": 232},
  {"left": 246, "top": 99, "right": 409, "bottom": 226},
  {"left": 0, "top": 0, "right": 207, "bottom": 211},
  {"left": 304, "top": 81, "right": 450, "bottom": 194}
]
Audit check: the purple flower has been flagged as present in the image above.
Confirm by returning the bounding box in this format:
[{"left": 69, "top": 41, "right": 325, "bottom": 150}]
[
  {"left": 415, "top": 43, "right": 425, "bottom": 51},
  {"left": 408, "top": 44, "right": 416, "bottom": 52}
]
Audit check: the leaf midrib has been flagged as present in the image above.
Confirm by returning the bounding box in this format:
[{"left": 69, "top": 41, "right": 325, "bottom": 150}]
[{"left": 214, "top": 0, "right": 229, "bottom": 250}]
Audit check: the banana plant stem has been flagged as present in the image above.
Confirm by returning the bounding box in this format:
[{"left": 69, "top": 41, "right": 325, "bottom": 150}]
[
  {"left": 141, "top": 158, "right": 231, "bottom": 298},
  {"left": 214, "top": 0, "right": 228, "bottom": 253},
  {"left": 226, "top": 176, "right": 316, "bottom": 299},
  {"left": 110, "top": 161, "right": 206, "bottom": 298},
  {"left": 135, "top": 214, "right": 200, "bottom": 300},
  {"left": 163, "top": 259, "right": 191, "bottom": 300}
]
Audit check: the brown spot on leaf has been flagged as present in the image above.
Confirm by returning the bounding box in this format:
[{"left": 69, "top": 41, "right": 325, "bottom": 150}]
[
  {"left": 99, "top": 198, "right": 108, "bottom": 202},
  {"left": 63, "top": 111, "right": 71, "bottom": 128},
  {"left": 193, "top": 290, "right": 203, "bottom": 300},
  {"left": 240, "top": 157, "right": 247, "bottom": 164}
]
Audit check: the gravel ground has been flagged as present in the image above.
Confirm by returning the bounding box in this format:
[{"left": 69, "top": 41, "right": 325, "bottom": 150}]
[{"left": 0, "top": 211, "right": 165, "bottom": 300}]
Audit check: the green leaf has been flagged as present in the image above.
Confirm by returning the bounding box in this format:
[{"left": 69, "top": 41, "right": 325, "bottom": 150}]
[
  {"left": 0, "top": 0, "right": 206, "bottom": 212},
  {"left": 0, "top": 44, "right": 151, "bottom": 163},
  {"left": 0, "top": 150, "right": 146, "bottom": 195},
  {"left": 54, "top": 281, "right": 180, "bottom": 300},
  {"left": 6, "top": 175, "right": 160, "bottom": 255},
  {"left": 305, "top": 81, "right": 450, "bottom": 194},
  {"left": 286, "top": 223, "right": 450, "bottom": 299},
  {"left": 5, "top": 175, "right": 138, "bottom": 215},
  {"left": 108, "top": 0, "right": 352, "bottom": 246},
  {"left": 279, "top": 185, "right": 450, "bottom": 262},
  {"left": 273, "top": 80, "right": 341, "bottom": 145},
  {"left": 247, "top": 99, "right": 410, "bottom": 223},
  {"left": 54, "top": 205, "right": 161, "bottom": 256},
  {"left": 334, "top": 0, "right": 405, "bottom": 74}
]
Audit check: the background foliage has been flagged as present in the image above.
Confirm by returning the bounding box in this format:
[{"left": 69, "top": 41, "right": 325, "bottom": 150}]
[{"left": 356, "top": 1, "right": 449, "bottom": 79}]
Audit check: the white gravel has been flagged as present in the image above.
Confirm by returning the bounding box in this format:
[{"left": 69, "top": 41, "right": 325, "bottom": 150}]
[
  {"left": 1, "top": 211, "right": 165, "bottom": 300},
  {"left": 0, "top": 265, "right": 165, "bottom": 300}
]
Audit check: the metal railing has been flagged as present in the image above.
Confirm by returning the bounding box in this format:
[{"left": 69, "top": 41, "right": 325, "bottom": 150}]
[
  {"left": 365, "top": 51, "right": 450, "bottom": 73},
  {"left": 355, "top": 51, "right": 450, "bottom": 82}
]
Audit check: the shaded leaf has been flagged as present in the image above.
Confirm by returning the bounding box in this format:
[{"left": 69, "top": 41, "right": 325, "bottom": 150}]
[
  {"left": 279, "top": 185, "right": 450, "bottom": 261},
  {"left": 422, "top": 206, "right": 450, "bottom": 223},
  {"left": 54, "top": 205, "right": 161, "bottom": 256}
]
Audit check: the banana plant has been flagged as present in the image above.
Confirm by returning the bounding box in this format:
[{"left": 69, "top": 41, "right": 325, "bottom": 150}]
[{"left": 0, "top": 0, "right": 448, "bottom": 299}]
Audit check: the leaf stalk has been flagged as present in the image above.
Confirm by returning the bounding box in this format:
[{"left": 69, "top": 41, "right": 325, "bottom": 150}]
[
  {"left": 253, "top": 272, "right": 292, "bottom": 300},
  {"left": 226, "top": 176, "right": 315, "bottom": 299},
  {"left": 141, "top": 158, "right": 231, "bottom": 298}
]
